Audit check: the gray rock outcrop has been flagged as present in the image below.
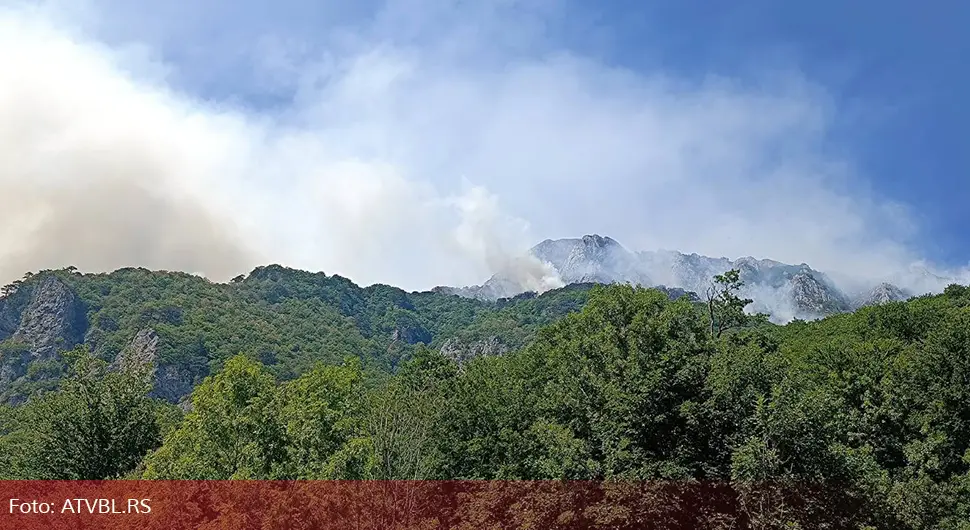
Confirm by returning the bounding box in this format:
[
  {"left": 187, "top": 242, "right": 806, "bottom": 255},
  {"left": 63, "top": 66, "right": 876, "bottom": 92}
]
[
  {"left": 787, "top": 273, "right": 851, "bottom": 317},
  {"left": 0, "top": 298, "right": 20, "bottom": 342},
  {"left": 11, "top": 275, "right": 86, "bottom": 360},
  {"left": 115, "top": 328, "right": 198, "bottom": 404},
  {"left": 440, "top": 336, "right": 509, "bottom": 366}
]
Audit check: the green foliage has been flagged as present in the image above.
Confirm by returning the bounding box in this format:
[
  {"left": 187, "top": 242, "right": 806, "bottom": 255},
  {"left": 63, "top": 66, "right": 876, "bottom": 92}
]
[
  {"left": 143, "top": 355, "right": 374, "bottom": 479},
  {"left": 431, "top": 286, "right": 717, "bottom": 480},
  {"left": 0, "top": 346, "right": 164, "bottom": 479},
  {"left": 142, "top": 355, "right": 288, "bottom": 479},
  {"left": 275, "top": 358, "right": 373, "bottom": 479},
  {"left": 0, "top": 266, "right": 591, "bottom": 403},
  {"left": 365, "top": 375, "right": 442, "bottom": 480},
  {"left": 706, "top": 268, "right": 755, "bottom": 338},
  {"left": 417, "top": 282, "right": 969, "bottom": 526}
]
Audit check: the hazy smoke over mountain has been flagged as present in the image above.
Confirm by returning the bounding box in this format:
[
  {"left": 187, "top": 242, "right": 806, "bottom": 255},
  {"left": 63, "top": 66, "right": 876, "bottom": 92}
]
[
  {"left": 452, "top": 187, "right": 564, "bottom": 294},
  {"left": 0, "top": 179, "right": 253, "bottom": 282},
  {"left": 0, "top": 1, "right": 966, "bottom": 294}
]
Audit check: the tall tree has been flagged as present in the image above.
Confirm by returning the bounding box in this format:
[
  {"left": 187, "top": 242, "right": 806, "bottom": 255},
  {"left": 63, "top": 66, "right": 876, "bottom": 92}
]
[{"left": 706, "top": 269, "right": 754, "bottom": 338}]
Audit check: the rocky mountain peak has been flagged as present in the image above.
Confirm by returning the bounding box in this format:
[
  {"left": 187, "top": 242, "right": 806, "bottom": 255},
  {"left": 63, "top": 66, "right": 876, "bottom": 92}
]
[
  {"left": 446, "top": 235, "right": 935, "bottom": 322},
  {"left": 443, "top": 234, "right": 965, "bottom": 322},
  {"left": 860, "top": 283, "right": 909, "bottom": 307},
  {"left": 580, "top": 234, "right": 620, "bottom": 248},
  {"left": 535, "top": 235, "right": 650, "bottom": 286}
]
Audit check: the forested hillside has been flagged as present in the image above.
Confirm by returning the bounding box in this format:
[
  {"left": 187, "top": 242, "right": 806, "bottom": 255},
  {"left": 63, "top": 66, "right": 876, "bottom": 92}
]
[
  {"left": 0, "top": 268, "right": 968, "bottom": 527},
  {"left": 0, "top": 266, "right": 590, "bottom": 404}
]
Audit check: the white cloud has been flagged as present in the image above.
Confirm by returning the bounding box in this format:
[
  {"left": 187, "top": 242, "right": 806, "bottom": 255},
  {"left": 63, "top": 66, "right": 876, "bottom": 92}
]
[{"left": 0, "top": 0, "right": 963, "bottom": 295}]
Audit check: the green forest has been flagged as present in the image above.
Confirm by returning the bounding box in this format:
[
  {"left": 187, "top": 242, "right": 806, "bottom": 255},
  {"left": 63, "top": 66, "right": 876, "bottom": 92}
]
[{"left": 0, "top": 266, "right": 968, "bottom": 528}]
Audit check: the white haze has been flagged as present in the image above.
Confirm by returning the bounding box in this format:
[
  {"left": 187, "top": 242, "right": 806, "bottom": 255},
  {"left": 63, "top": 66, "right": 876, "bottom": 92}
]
[{"left": 0, "top": 0, "right": 967, "bottom": 297}]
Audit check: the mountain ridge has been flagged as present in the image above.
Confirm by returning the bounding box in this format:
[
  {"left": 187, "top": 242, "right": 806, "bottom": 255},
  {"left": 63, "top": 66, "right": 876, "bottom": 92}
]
[{"left": 441, "top": 234, "right": 927, "bottom": 322}]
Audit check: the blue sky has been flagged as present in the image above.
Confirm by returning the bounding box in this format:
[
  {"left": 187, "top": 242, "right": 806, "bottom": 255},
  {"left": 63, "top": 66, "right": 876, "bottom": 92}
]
[
  {"left": 580, "top": 1, "right": 970, "bottom": 265},
  {"left": 0, "top": 0, "right": 967, "bottom": 290}
]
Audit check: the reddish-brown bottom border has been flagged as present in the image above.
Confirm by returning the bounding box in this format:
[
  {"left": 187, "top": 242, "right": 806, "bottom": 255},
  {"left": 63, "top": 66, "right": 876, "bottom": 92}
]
[{"left": 0, "top": 480, "right": 875, "bottom": 529}]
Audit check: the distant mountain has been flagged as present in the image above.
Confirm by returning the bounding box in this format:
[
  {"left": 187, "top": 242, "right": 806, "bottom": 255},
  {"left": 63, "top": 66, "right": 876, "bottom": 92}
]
[{"left": 442, "top": 235, "right": 928, "bottom": 322}]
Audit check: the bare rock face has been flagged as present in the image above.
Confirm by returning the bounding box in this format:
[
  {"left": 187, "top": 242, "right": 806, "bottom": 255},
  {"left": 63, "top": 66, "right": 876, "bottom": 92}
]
[
  {"left": 440, "top": 336, "right": 509, "bottom": 366},
  {"left": 11, "top": 276, "right": 86, "bottom": 360},
  {"left": 116, "top": 328, "right": 198, "bottom": 404},
  {"left": 788, "top": 273, "right": 851, "bottom": 317},
  {"left": 116, "top": 328, "right": 162, "bottom": 372}
]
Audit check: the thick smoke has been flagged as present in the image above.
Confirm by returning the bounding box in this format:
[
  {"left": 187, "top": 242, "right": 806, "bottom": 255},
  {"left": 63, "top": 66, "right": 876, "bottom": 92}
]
[
  {"left": 0, "top": 180, "right": 254, "bottom": 281},
  {"left": 0, "top": 8, "right": 539, "bottom": 289},
  {"left": 0, "top": 12, "right": 261, "bottom": 283}
]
